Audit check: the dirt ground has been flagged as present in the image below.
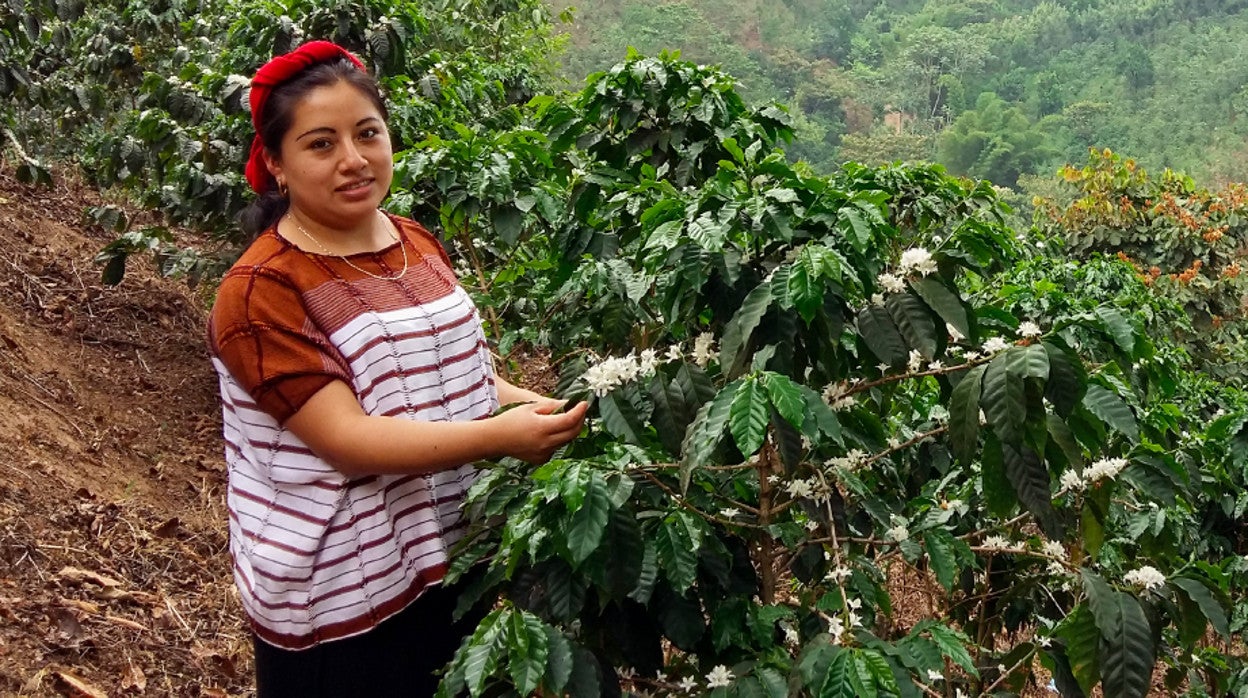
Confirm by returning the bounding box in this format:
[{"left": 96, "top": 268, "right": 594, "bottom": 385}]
[{"left": 0, "top": 169, "right": 251, "bottom": 697}]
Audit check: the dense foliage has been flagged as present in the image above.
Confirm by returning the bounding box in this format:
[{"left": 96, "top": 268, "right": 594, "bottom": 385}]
[
  {"left": 3, "top": 1, "right": 1247, "bottom": 697},
  {"left": 554, "top": 0, "right": 1248, "bottom": 187}
]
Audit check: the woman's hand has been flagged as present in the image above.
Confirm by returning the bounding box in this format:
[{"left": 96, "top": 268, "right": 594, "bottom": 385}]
[{"left": 491, "top": 398, "right": 588, "bottom": 464}]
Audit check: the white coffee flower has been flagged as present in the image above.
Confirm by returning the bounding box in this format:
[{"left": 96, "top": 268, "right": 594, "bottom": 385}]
[
  {"left": 877, "top": 272, "right": 906, "bottom": 294},
  {"left": 720, "top": 508, "right": 740, "bottom": 519},
  {"left": 1042, "top": 540, "right": 1066, "bottom": 559},
  {"left": 899, "top": 247, "right": 939, "bottom": 276},
  {"left": 692, "top": 333, "right": 718, "bottom": 367},
  {"left": 783, "top": 625, "right": 800, "bottom": 646},
  {"left": 1124, "top": 566, "right": 1166, "bottom": 590},
  {"left": 678, "top": 676, "right": 698, "bottom": 693},
  {"left": 1084, "top": 457, "right": 1129, "bottom": 484},
  {"left": 927, "top": 670, "right": 944, "bottom": 682},
  {"left": 887, "top": 523, "right": 909, "bottom": 542},
  {"left": 705, "top": 665, "right": 734, "bottom": 689},
  {"left": 877, "top": 362, "right": 891, "bottom": 374},
  {"left": 908, "top": 349, "right": 924, "bottom": 372},
  {"left": 1018, "top": 321, "right": 1043, "bottom": 338},
  {"left": 982, "top": 535, "right": 1013, "bottom": 551},
  {"left": 827, "top": 566, "right": 852, "bottom": 582},
  {"left": 637, "top": 348, "right": 660, "bottom": 375},
  {"left": 871, "top": 293, "right": 886, "bottom": 307},
  {"left": 1059, "top": 469, "right": 1085, "bottom": 492},
  {"left": 665, "top": 343, "right": 683, "bottom": 362},
  {"left": 786, "top": 478, "right": 814, "bottom": 499},
  {"left": 948, "top": 325, "right": 965, "bottom": 342},
  {"left": 828, "top": 616, "right": 846, "bottom": 644},
  {"left": 927, "top": 360, "right": 945, "bottom": 371},
  {"left": 963, "top": 350, "right": 982, "bottom": 361},
  {"left": 982, "top": 337, "right": 1011, "bottom": 354}
]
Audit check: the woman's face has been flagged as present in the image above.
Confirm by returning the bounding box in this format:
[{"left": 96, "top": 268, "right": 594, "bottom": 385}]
[{"left": 266, "top": 79, "right": 393, "bottom": 231}]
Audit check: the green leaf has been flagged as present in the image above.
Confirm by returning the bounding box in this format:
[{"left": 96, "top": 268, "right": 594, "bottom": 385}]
[
  {"left": 762, "top": 372, "right": 806, "bottom": 429},
  {"left": 566, "top": 475, "right": 612, "bottom": 567},
  {"left": 655, "top": 515, "right": 699, "bottom": 592},
  {"left": 923, "top": 529, "right": 960, "bottom": 593},
  {"left": 915, "top": 620, "right": 978, "bottom": 677},
  {"left": 567, "top": 644, "right": 601, "bottom": 698},
  {"left": 856, "top": 306, "right": 908, "bottom": 367},
  {"left": 1056, "top": 603, "right": 1100, "bottom": 695},
  {"left": 543, "top": 626, "right": 574, "bottom": 694},
  {"left": 949, "top": 364, "right": 985, "bottom": 466},
  {"left": 491, "top": 205, "right": 524, "bottom": 246},
  {"left": 721, "top": 282, "right": 774, "bottom": 372},
  {"left": 1001, "top": 442, "right": 1062, "bottom": 539},
  {"left": 1170, "top": 576, "right": 1229, "bottom": 639},
  {"left": 1019, "top": 343, "right": 1050, "bottom": 381},
  {"left": 1090, "top": 588, "right": 1155, "bottom": 698},
  {"left": 887, "top": 292, "right": 938, "bottom": 359},
  {"left": 650, "top": 373, "right": 692, "bottom": 456},
  {"left": 1047, "top": 414, "right": 1084, "bottom": 469},
  {"left": 1082, "top": 384, "right": 1139, "bottom": 443},
  {"left": 787, "top": 248, "right": 827, "bottom": 323},
  {"left": 508, "top": 611, "right": 550, "bottom": 695},
  {"left": 599, "top": 390, "right": 647, "bottom": 444},
  {"left": 681, "top": 380, "right": 743, "bottom": 488},
  {"left": 1043, "top": 342, "right": 1086, "bottom": 417},
  {"left": 911, "top": 276, "right": 971, "bottom": 341},
  {"left": 982, "top": 350, "right": 1026, "bottom": 446},
  {"left": 462, "top": 609, "right": 504, "bottom": 696},
  {"left": 730, "top": 377, "right": 770, "bottom": 456},
  {"left": 818, "top": 649, "right": 857, "bottom": 698},
  {"left": 981, "top": 434, "right": 1018, "bottom": 518},
  {"left": 1094, "top": 306, "right": 1136, "bottom": 354}
]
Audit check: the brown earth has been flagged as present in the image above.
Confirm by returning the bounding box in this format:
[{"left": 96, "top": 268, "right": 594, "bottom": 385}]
[{"left": 0, "top": 170, "right": 251, "bottom": 697}]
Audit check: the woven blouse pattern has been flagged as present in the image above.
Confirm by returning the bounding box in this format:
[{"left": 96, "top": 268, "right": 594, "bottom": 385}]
[{"left": 207, "top": 216, "right": 497, "bottom": 649}]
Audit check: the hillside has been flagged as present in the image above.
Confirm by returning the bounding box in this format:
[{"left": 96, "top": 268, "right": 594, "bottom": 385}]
[
  {"left": 548, "top": 0, "right": 1248, "bottom": 185},
  {"left": 0, "top": 171, "right": 250, "bottom": 696}
]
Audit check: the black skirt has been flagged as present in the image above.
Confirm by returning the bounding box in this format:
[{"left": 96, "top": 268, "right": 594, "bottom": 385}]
[{"left": 252, "top": 578, "right": 488, "bottom": 698}]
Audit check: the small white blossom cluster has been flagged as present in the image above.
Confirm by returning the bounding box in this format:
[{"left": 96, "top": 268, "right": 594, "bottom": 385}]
[
  {"left": 1123, "top": 565, "right": 1166, "bottom": 591},
  {"left": 705, "top": 665, "right": 734, "bottom": 689},
  {"left": 1061, "top": 456, "right": 1130, "bottom": 491},
  {"left": 886, "top": 515, "right": 909, "bottom": 542},
  {"left": 786, "top": 477, "right": 832, "bottom": 502},
  {"left": 1017, "top": 320, "right": 1043, "bottom": 339},
  {"left": 580, "top": 336, "right": 719, "bottom": 396},
  {"left": 982, "top": 336, "right": 1012, "bottom": 354},
  {"left": 899, "top": 247, "right": 939, "bottom": 276},
  {"left": 821, "top": 381, "right": 856, "bottom": 412},
  {"left": 825, "top": 448, "right": 869, "bottom": 471},
  {"left": 692, "top": 332, "right": 718, "bottom": 367},
  {"left": 981, "top": 535, "right": 1016, "bottom": 551},
  {"left": 1041, "top": 540, "right": 1066, "bottom": 560},
  {"left": 877, "top": 272, "right": 906, "bottom": 294},
  {"left": 1084, "top": 456, "right": 1129, "bottom": 484},
  {"left": 581, "top": 351, "right": 658, "bottom": 397},
  {"left": 907, "top": 349, "right": 924, "bottom": 373}
]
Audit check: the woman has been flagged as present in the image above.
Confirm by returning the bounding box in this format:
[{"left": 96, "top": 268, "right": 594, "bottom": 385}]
[{"left": 207, "top": 41, "right": 587, "bottom": 697}]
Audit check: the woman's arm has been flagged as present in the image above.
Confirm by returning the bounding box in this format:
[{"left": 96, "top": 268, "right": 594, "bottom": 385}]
[{"left": 285, "top": 380, "right": 587, "bottom": 477}]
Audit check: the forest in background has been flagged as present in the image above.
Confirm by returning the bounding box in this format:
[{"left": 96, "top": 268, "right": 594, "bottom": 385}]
[{"left": 548, "top": 0, "right": 1248, "bottom": 192}]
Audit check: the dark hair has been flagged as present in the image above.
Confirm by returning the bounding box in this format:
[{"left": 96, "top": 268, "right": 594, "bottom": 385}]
[{"left": 238, "top": 58, "right": 390, "bottom": 237}]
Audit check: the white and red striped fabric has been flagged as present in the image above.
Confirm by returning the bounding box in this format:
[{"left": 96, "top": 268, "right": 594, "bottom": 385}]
[{"left": 208, "top": 216, "right": 497, "bottom": 649}]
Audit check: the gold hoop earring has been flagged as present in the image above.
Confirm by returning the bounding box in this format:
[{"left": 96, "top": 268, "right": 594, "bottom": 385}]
[{"left": 277, "top": 181, "right": 289, "bottom": 198}]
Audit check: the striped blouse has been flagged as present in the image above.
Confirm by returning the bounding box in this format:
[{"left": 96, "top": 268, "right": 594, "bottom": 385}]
[{"left": 207, "top": 214, "right": 497, "bottom": 649}]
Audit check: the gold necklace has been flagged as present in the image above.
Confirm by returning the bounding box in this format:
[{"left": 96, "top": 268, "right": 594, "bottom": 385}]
[{"left": 287, "top": 210, "right": 409, "bottom": 281}]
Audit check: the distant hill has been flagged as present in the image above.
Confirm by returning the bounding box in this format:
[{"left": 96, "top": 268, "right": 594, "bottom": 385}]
[{"left": 547, "top": 0, "right": 1248, "bottom": 188}]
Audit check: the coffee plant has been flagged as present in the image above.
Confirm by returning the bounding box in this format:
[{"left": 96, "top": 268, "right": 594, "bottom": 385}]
[{"left": 4, "top": 4, "right": 1247, "bottom": 696}]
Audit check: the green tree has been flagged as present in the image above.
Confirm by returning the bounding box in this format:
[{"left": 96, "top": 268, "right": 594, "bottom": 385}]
[{"left": 938, "top": 91, "right": 1059, "bottom": 187}]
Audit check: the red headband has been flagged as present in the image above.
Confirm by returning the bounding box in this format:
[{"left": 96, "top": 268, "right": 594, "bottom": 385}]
[{"left": 244, "top": 40, "right": 366, "bottom": 194}]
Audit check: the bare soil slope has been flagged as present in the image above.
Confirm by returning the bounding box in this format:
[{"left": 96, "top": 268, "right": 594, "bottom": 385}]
[{"left": 0, "top": 171, "right": 251, "bottom": 697}]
